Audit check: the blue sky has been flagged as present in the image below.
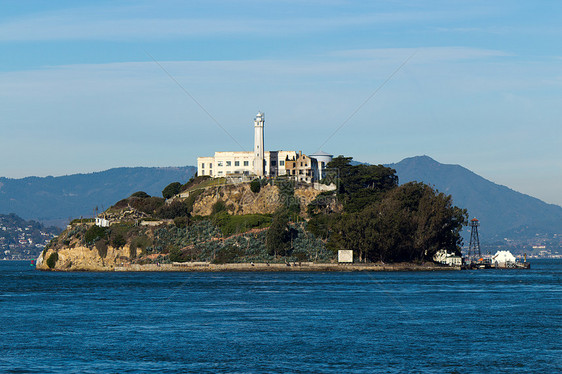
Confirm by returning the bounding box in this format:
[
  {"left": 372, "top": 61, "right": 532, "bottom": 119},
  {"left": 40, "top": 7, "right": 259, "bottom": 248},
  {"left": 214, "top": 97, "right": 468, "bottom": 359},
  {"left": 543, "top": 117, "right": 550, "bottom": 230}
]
[{"left": 1, "top": 0, "right": 561, "bottom": 206}]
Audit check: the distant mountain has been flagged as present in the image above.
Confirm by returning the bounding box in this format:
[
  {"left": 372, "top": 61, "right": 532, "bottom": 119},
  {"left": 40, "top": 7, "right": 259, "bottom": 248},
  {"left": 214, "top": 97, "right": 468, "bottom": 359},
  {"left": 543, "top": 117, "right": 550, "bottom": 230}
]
[
  {"left": 387, "top": 156, "right": 562, "bottom": 240},
  {"left": 3, "top": 158, "right": 560, "bottom": 241},
  {"left": 0, "top": 166, "right": 196, "bottom": 227}
]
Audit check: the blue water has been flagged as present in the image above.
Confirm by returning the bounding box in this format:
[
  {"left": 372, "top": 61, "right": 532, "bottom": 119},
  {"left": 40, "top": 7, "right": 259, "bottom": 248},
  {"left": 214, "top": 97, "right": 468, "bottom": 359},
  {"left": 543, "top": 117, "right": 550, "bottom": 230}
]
[{"left": 0, "top": 261, "right": 560, "bottom": 373}]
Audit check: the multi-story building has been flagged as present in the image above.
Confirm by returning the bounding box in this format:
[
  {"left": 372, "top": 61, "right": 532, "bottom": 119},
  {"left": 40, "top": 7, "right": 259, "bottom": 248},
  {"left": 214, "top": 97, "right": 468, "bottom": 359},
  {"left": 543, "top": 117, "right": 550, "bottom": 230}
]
[
  {"left": 284, "top": 151, "right": 316, "bottom": 183},
  {"left": 197, "top": 112, "right": 332, "bottom": 182}
]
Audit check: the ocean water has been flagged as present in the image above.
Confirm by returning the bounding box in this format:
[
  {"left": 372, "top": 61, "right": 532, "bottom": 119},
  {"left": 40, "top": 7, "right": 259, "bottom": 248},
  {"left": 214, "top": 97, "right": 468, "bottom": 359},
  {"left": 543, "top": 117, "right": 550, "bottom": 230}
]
[{"left": 0, "top": 261, "right": 560, "bottom": 373}]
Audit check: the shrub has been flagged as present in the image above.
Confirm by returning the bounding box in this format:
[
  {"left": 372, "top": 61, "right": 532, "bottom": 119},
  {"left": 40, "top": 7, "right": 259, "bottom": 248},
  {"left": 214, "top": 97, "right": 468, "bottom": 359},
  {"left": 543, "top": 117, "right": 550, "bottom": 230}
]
[
  {"left": 46, "top": 252, "right": 59, "bottom": 269},
  {"left": 130, "top": 235, "right": 151, "bottom": 254},
  {"left": 250, "top": 179, "right": 261, "bottom": 193},
  {"left": 156, "top": 200, "right": 190, "bottom": 219},
  {"left": 184, "top": 189, "right": 204, "bottom": 213},
  {"left": 212, "top": 244, "right": 243, "bottom": 264},
  {"left": 69, "top": 218, "right": 95, "bottom": 225},
  {"left": 84, "top": 225, "right": 108, "bottom": 244},
  {"left": 131, "top": 191, "right": 150, "bottom": 198},
  {"left": 180, "top": 175, "right": 211, "bottom": 192},
  {"left": 162, "top": 182, "right": 182, "bottom": 199},
  {"left": 212, "top": 200, "right": 227, "bottom": 215},
  {"left": 111, "top": 233, "right": 126, "bottom": 248},
  {"left": 169, "top": 248, "right": 188, "bottom": 262},
  {"left": 112, "top": 198, "right": 130, "bottom": 209},
  {"left": 95, "top": 239, "right": 108, "bottom": 258},
  {"left": 130, "top": 196, "right": 165, "bottom": 215},
  {"left": 174, "top": 216, "right": 190, "bottom": 228},
  {"left": 213, "top": 213, "right": 272, "bottom": 237}
]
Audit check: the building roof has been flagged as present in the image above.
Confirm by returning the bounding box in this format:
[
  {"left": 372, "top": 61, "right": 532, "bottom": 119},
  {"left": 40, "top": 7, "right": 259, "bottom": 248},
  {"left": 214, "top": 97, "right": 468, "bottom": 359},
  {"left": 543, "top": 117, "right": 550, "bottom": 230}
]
[{"left": 309, "top": 150, "right": 333, "bottom": 157}]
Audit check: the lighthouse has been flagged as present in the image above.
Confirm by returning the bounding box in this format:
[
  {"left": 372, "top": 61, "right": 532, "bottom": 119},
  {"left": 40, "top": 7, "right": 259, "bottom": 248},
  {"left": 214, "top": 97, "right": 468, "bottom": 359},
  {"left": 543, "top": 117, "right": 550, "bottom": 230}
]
[{"left": 253, "top": 112, "right": 265, "bottom": 177}]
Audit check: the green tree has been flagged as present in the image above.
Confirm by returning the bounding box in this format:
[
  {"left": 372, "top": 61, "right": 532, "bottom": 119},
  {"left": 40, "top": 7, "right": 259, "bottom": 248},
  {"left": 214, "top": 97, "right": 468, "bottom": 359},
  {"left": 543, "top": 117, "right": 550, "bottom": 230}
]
[
  {"left": 319, "top": 160, "right": 467, "bottom": 263},
  {"left": 162, "top": 182, "right": 182, "bottom": 199},
  {"left": 266, "top": 209, "right": 291, "bottom": 257},
  {"left": 250, "top": 178, "right": 261, "bottom": 193}
]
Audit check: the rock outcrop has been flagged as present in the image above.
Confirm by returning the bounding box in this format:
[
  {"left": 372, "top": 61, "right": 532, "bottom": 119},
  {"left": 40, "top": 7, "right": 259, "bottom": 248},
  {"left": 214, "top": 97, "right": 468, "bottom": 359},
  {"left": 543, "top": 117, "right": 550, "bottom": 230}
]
[
  {"left": 191, "top": 183, "right": 323, "bottom": 216},
  {"left": 37, "top": 244, "right": 139, "bottom": 271}
]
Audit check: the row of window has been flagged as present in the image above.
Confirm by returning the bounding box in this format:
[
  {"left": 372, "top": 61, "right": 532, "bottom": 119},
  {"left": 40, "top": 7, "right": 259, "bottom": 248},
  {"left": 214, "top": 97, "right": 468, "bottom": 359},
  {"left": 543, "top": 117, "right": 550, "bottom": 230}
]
[{"left": 201, "top": 160, "right": 286, "bottom": 169}]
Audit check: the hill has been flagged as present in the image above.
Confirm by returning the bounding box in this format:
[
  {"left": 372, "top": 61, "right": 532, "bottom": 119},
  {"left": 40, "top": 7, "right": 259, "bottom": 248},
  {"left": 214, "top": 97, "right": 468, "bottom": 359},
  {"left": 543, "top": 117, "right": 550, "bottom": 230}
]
[
  {"left": 0, "top": 166, "right": 196, "bottom": 227},
  {"left": 37, "top": 162, "right": 466, "bottom": 271},
  {"left": 0, "top": 213, "right": 60, "bottom": 260},
  {"left": 387, "top": 156, "right": 562, "bottom": 240}
]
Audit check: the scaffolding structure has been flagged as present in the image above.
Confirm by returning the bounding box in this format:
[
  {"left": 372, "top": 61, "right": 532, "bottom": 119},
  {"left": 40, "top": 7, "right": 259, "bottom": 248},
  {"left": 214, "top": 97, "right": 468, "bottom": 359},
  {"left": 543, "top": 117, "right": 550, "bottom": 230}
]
[{"left": 467, "top": 218, "right": 482, "bottom": 264}]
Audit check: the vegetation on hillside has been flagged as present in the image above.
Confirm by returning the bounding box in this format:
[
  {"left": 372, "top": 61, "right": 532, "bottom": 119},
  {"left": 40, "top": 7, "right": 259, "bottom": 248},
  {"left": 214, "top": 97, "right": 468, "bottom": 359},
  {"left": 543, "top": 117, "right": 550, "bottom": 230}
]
[
  {"left": 45, "top": 156, "right": 467, "bottom": 266},
  {"left": 307, "top": 156, "right": 467, "bottom": 262}
]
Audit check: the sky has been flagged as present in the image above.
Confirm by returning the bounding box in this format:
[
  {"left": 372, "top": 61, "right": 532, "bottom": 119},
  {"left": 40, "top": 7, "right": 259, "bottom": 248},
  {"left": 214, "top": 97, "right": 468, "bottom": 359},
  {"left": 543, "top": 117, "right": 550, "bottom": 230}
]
[{"left": 0, "top": 0, "right": 561, "bottom": 206}]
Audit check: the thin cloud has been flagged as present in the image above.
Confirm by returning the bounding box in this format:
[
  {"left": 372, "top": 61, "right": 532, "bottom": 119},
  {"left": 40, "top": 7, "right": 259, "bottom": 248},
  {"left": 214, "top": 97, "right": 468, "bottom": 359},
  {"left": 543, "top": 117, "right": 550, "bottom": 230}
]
[
  {"left": 0, "top": 6, "right": 466, "bottom": 42},
  {"left": 330, "top": 47, "right": 511, "bottom": 62}
]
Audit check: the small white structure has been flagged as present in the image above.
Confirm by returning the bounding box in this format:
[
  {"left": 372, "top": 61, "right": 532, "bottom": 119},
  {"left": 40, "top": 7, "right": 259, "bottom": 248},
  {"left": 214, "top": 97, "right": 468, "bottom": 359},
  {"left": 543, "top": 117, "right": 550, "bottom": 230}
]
[
  {"left": 338, "top": 250, "right": 353, "bottom": 263},
  {"left": 309, "top": 150, "right": 333, "bottom": 180},
  {"left": 492, "top": 250, "right": 516, "bottom": 268},
  {"left": 95, "top": 217, "right": 110, "bottom": 227},
  {"left": 433, "top": 249, "right": 462, "bottom": 266}
]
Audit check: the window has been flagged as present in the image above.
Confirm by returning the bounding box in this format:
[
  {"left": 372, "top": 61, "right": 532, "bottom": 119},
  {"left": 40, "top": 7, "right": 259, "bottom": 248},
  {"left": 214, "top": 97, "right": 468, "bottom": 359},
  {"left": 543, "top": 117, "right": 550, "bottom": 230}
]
[
  {"left": 217, "top": 161, "right": 223, "bottom": 167},
  {"left": 226, "top": 161, "right": 231, "bottom": 166},
  {"left": 201, "top": 163, "right": 205, "bottom": 168},
  {"left": 244, "top": 161, "right": 249, "bottom": 166},
  {"left": 279, "top": 160, "right": 284, "bottom": 166},
  {"left": 235, "top": 161, "right": 240, "bottom": 166},
  {"left": 210, "top": 163, "right": 212, "bottom": 168},
  {"left": 218, "top": 171, "right": 223, "bottom": 175}
]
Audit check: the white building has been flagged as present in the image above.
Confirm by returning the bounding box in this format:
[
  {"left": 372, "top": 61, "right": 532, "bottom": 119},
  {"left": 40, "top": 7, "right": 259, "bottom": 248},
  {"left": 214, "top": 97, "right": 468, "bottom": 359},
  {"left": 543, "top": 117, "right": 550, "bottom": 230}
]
[
  {"left": 198, "top": 150, "right": 298, "bottom": 178},
  {"left": 95, "top": 217, "right": 110, "bottom": 227},
  {"left": 433, "top": 249, "right": 462, "bottom": 266},
  {"left": 309, "top": 150, "right": 333, "bottom": 181},
  {"left": 197, "top": 112, "right": 329, "bottom": 180}
]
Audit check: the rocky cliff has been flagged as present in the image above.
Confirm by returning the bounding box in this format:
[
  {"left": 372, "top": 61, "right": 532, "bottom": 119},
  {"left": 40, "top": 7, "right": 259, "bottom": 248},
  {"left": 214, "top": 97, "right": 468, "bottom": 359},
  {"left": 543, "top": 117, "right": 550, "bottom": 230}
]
[
  {"left": 191, "top": 183, "right": 322, "bottom": 216},
  {"left": 37, "top": 181, "right": 333, "bottom": 271}
]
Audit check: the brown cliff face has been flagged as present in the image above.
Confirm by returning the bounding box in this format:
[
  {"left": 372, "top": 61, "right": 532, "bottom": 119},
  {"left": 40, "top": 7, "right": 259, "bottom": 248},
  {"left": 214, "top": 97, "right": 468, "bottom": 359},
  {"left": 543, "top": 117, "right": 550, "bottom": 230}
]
[
  {"left": 37, "top": 243, "right": 140, "bottom": 271},
  {"left": 191, "top": 184, "right": 322, "bottom": 216}
]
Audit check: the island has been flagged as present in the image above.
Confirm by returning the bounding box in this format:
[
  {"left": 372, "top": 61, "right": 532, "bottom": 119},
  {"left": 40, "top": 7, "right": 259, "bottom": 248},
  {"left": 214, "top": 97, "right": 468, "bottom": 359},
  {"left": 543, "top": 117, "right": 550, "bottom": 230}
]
[{"left": 36, "top": 156, "right": 468, "bottom": 271}]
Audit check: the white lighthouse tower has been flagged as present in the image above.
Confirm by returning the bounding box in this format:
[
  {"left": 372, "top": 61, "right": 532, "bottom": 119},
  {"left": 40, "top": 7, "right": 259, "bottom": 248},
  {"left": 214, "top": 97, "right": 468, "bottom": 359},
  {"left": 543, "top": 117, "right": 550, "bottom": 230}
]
[{"left": 253, "top": 111, "right": 265, "bottom": 177}]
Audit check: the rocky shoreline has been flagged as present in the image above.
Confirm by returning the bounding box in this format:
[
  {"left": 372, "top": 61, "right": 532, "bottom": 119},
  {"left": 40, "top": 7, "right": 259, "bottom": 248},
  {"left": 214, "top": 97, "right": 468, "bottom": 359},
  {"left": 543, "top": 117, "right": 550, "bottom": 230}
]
[{"left": 40, "top": 261, "right": 460, "bottom": 272}]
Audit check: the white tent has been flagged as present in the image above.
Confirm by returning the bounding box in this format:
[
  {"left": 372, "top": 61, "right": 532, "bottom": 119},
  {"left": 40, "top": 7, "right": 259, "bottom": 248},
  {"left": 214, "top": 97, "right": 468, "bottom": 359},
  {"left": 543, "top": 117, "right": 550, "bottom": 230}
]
[{"left": 492, "top": 250, "right": 516, "bottom": 267}]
